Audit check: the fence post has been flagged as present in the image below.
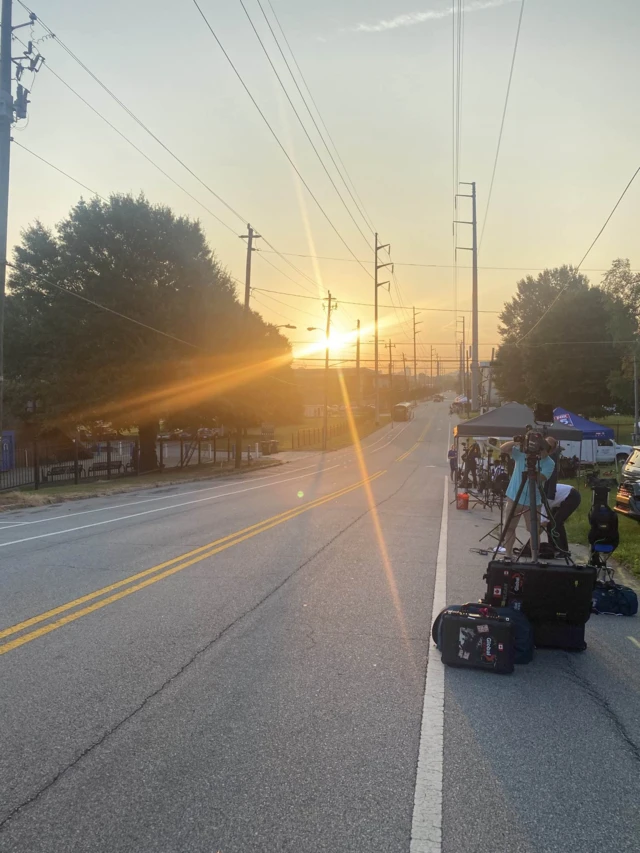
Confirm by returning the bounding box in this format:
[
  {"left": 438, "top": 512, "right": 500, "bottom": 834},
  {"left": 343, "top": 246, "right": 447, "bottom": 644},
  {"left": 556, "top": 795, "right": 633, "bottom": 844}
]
[
  {"left": 213, "top": 436, "right": 217, "bottom": 465},
  {"left": 198, "top": 439, "right": 202, "bottom": 465},
  {"left": 227, "top": 434, "right": 231, "bottom": 461},
  {"left": 107, "top": 441, "right": 112, "bottom": 480},
  {"left": 159, "top": 439, "right": 164, "bottom": 472},
  {"left": 180, "top": 438, "right": 184, "bottom": 468},
  {"left": 73, "top": 438, "right": 79, "bottom": 485},
  {"left": 33, "top": 442, "right": 39, "bottom": 490}
]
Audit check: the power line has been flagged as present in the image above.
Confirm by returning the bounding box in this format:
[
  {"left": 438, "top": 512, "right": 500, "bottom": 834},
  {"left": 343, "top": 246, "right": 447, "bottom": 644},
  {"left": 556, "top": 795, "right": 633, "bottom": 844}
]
[
  {"left": 190, "top": 0, "right": 373, "bottom": 280},
  {"left": 16, "top": 19, "right": 331, "bottom": 306},
  {"left": 12, "top": 139, "right": 108, "bottom": 201},
  {"left": 243, "top": 0, "right": 372, "bottom": 247},
  {"left": 16, "top": 1, "right": 248, "bottom": 226},
  {"left": 252, "top": 287, "right": 501, "bottom": 313},
  {"left": 264, "top": 0, "right": 376, "bottom": 234},
  {"left": 517, "top": 162, "right": 640, "bottom": 345},
  {"left": 256, "top": 249, "right": 633, "bottom": 272},
  {"left": 479, "top": 0, "right": 526, "bottom": 250},
  {"left": 7, "top": 262, "right": 200, "bottom": 349}
]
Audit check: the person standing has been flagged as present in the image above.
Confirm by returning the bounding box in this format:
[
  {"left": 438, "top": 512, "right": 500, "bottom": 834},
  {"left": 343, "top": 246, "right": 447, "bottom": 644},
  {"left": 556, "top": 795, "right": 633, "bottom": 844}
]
[
  {"left": 499, "top": 438, "right": 556, "bottom": 559},
  {"left": 448, "top": 444, "right": 457, "bottom": 481}
]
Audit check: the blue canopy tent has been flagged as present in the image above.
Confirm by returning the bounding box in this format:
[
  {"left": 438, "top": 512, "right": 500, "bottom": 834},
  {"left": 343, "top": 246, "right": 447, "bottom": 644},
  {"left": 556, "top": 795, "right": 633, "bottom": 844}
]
[{"left": 553, "top": 408, "right": 614, "bottom": 440}]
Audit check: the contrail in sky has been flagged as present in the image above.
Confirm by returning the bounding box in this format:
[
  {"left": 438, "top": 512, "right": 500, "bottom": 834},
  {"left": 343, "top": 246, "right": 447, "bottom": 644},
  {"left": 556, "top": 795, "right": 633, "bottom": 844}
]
[{"left": 352, "top": 0, "right": 518, "bottom": 33}]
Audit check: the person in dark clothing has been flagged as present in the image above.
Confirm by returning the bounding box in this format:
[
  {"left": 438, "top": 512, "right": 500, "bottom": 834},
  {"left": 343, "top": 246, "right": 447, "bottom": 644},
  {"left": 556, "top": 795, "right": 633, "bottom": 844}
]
[
  {"left": 447, "top": 444, "right": 457, "bottom": 481},
  {"left": 462, "top": 442, "right": 480, "bottom": 488}
]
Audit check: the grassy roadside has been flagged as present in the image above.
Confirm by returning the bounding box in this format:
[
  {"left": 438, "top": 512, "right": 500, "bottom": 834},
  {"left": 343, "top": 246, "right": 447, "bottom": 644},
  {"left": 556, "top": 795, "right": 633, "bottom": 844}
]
[
  {"left": 597, "top": 415, "right": 636, "bottom": 446},
  {"left": 564, "top": 477, "right": 640, "bottom": 578},
  {"left": 0, "top": 458, "right": 282, "bottom": 511}
]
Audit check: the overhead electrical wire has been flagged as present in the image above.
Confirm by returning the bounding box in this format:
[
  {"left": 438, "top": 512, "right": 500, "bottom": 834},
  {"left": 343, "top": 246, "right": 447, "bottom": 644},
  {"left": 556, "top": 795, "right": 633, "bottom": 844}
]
[
  {"left": 190, "top": 0, "right": 373, "bottom": 280},
  {"left": 15, "top": 16, "right": 330, "bottom": 305},
  {"left": 517, "top": 162, "right": 640, "bottom": 345},
  {"left": 239, "top": 0, "right": 371, "bottom": 250},
  {"left": 251, "top": 287, "right": 501, "bottom": 314},
  {"left": 13, "top": 139, "right": 108, "bottom": 201},
  {"left": 479, "top": 0, "right": 526, "bottom": 250},
  {"left": 254, "top": 0, "right": 374, "bottom": 240},
  {"left": 7, "top": 262, "right": 200, "bottom": 349},
  {"left": 265, "top": 0, "right": 375, "bottom": 234}
]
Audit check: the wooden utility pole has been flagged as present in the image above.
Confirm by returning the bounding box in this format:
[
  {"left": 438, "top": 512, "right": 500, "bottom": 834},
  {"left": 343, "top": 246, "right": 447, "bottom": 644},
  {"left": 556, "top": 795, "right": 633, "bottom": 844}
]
[
  {"left": 355, "top": 318, "right": 361, "bottom": 405},
  {"left": 0, "top": 0, "right": 12, "bottom": 446},
  {"left": 322, "top": 292, "right": 337, "bottom": 450},
  {"left": 412, "top": 307, "right": 421, "bottom": 388},
  {"left": 374, "top": 233, "right": 392, "bottom": 424},
  {"left": 237, "top": 223, "right": 260, "bottom": 468}
]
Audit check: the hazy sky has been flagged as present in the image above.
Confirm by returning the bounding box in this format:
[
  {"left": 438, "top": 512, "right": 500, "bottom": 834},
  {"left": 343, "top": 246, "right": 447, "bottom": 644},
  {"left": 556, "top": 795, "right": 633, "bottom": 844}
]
[{"left": 8, "top": 0, "right": 640, "bottom": 373}]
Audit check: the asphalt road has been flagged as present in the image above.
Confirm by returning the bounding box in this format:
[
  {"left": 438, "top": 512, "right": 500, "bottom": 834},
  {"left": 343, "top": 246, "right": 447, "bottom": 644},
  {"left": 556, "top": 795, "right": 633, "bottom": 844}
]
[{"left": 0, "top": 403, "right": 638, "bottom": 853}]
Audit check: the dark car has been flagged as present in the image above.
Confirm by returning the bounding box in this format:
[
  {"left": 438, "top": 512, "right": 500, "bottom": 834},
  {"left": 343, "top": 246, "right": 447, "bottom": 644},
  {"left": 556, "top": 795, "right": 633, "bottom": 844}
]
[
  {"left": 615, "top": 447, "right": 640, "bottom": 521},
  {"left": 432, "top": 394, "right": 444, "bottom": 402}
]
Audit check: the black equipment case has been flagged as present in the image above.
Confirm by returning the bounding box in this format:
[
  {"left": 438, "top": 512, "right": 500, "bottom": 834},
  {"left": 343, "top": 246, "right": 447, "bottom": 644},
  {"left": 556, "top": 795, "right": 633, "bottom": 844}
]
[
  {"left": 533, "top": 621, "right": 587, "bottom": 651},
  {"left": 483, "top": 560, "right": 597, "bottom": 625},
  {"left": 438, "top": 604, "right": 515, "bottom": 674}
]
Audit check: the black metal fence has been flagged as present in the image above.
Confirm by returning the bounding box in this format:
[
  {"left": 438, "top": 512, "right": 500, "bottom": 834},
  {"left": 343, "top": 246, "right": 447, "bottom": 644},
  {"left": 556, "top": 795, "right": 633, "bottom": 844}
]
[
  {"left": 292, "top": 413, "right": 374, "bottom": 449},
  {"left": 0, "top": 435, "right": 260, "bottom": 492}
]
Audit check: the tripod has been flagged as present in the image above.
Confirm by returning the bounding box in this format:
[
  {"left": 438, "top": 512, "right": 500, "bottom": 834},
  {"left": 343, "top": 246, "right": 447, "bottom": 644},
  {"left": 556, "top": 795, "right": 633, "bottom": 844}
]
[{"left": 492, "top": 456, "right": 574, "bottom": 565}]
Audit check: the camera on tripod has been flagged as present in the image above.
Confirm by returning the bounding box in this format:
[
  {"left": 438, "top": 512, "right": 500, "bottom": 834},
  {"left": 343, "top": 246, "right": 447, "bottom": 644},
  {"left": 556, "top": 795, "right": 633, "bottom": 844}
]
[{"left": 513, "top": 404, "right": 555, "bottom": 463}]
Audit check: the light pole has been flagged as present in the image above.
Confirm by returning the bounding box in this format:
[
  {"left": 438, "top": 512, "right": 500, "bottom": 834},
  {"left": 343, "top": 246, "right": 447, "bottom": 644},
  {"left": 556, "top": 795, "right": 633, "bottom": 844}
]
[{"left": 274, "top": 324, "right": 297, "bottom": 330}]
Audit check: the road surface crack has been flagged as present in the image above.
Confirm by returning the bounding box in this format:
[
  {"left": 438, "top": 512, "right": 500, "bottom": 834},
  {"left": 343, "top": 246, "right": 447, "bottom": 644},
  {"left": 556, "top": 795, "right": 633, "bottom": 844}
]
[
  {"left": 562, "top": 655, "right": 640, "bottom": 763},
  {"left": 0, "top": 464, "right": 420, "bottom": 831}
]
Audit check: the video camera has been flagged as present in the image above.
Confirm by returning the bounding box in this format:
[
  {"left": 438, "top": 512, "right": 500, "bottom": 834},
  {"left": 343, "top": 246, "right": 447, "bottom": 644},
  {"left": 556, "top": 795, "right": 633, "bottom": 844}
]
[{"left": 513, "top": 404, "right": 555, "bottom": 461}]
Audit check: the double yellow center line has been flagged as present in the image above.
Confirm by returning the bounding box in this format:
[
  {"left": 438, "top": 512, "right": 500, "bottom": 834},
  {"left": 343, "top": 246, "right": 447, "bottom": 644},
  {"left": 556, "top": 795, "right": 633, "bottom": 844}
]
[
  {"left": 395, "top": 422, "right": 431, "bottom": 463},
  {"left": 0, "top": 471, "right": 385, "bottom": 656}
]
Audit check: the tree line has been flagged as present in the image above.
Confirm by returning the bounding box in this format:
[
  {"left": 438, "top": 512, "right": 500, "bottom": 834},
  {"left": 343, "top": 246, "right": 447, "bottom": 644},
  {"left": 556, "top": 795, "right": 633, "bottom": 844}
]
[
  {"left": 493, "top": 260, "right": 640, "bottom": 417},
  {"left": 5, "top": 194, "right": 302, "bottom": 469}
]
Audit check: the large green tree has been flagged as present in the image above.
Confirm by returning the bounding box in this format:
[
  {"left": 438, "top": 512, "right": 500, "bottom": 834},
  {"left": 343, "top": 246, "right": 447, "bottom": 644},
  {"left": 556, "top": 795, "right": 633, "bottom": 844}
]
[
  {"left": 5, "top": 194, "right": 299, "bottom": 468},
  {"left": 494, "top": 265, "right": 637, "bottom": 415}
]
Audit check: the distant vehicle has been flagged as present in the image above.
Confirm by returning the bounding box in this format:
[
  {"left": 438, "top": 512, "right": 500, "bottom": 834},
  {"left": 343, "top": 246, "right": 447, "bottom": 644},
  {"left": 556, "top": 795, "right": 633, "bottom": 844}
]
[
  {"left": 432, "top": 394, "right": 444, "bottom": 402},
  {"left": 615, "top": 447, "right": 640, "bottom": 520},
  {"left": 392, "top": 402, "right": 414, "bottom": 422}
]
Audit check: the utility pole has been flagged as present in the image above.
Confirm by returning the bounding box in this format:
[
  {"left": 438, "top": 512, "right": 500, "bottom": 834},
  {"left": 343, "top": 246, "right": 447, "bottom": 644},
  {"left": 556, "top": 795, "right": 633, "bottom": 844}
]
[
  {"left": 430, "top": 345, "right": 434, "bottom": 388},
  {"left": 634, "top": 351, "right": 638, "bottom": 443},
  {"left": 355, "top": 318, "right": 361, "bottom": 406},
  {"left": 236, "top": 223, "right": 261, "bottom": 468},
  {"left": 374, "top": 233, "right": 392, "bottom": 425},
  {"left": 412, "top": 308, "right": 421, "bottom": 393},
  {"left": 487, "top": 346, "right": 495, "bottom": 409},
  {"left": 322, "top": 291, "right": 337, "bottom": 451},
  {"left": 402, "top": 352, "right": 408, "bottom": 393},
  {"left": 385, "top": 339, "right": 396, "bottom": 396},
  {"left": 455, "top": 181, "right": 479, "bottom": 410},
  {"left": 0, "top": 0, "right": 12, "bottom": 450},
  {"left": 0, "top": 3, "right": 41, "bottom": 449}
]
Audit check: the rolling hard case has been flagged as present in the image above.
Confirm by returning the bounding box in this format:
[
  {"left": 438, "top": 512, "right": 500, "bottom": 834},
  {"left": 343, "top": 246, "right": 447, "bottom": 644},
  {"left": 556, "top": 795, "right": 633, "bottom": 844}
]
[
  {"left": 533, "top": 621, "right": 587, "bottom": 651},
  {"left": 483, "top": 560, "right": 597, "bottom": 625},
  {"left": 435, "top": 604, "right": 516, "bottom": 674}
]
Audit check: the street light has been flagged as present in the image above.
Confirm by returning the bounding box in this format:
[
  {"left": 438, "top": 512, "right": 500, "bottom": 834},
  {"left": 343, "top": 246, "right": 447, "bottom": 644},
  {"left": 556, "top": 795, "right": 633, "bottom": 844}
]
[{"left": 275, "top": 324, "right": 297, "bottom": 329}]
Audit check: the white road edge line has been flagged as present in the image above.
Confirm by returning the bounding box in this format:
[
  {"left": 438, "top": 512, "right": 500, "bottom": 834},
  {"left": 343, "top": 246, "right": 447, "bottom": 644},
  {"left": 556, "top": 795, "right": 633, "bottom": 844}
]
[
  {"left": 0, "top": 462, "right": 331, "bottom": 529},
  {"left": 0, "top": 466, "right": 341, "bottom": 549},
  {"left": 410, "top": 474, "right": 447, "bottom": 853}
]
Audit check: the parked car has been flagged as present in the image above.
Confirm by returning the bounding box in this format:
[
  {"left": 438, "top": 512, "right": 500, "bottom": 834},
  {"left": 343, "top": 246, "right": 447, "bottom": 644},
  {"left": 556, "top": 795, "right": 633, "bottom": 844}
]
[
  {"left": 615, "top": 447, "right": 640, "bottom": 520},
  {"left": 432, "top": 394, "right": 444, "bottom": 402},
  {"left": 596, "top": 438, "right": 632, "bottom": 465}
]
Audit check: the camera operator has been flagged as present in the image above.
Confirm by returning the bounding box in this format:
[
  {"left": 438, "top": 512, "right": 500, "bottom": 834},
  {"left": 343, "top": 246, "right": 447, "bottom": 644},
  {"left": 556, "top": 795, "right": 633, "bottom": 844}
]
[{"left": 499, "top": 436, "right": 556, "bottom": 560}]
